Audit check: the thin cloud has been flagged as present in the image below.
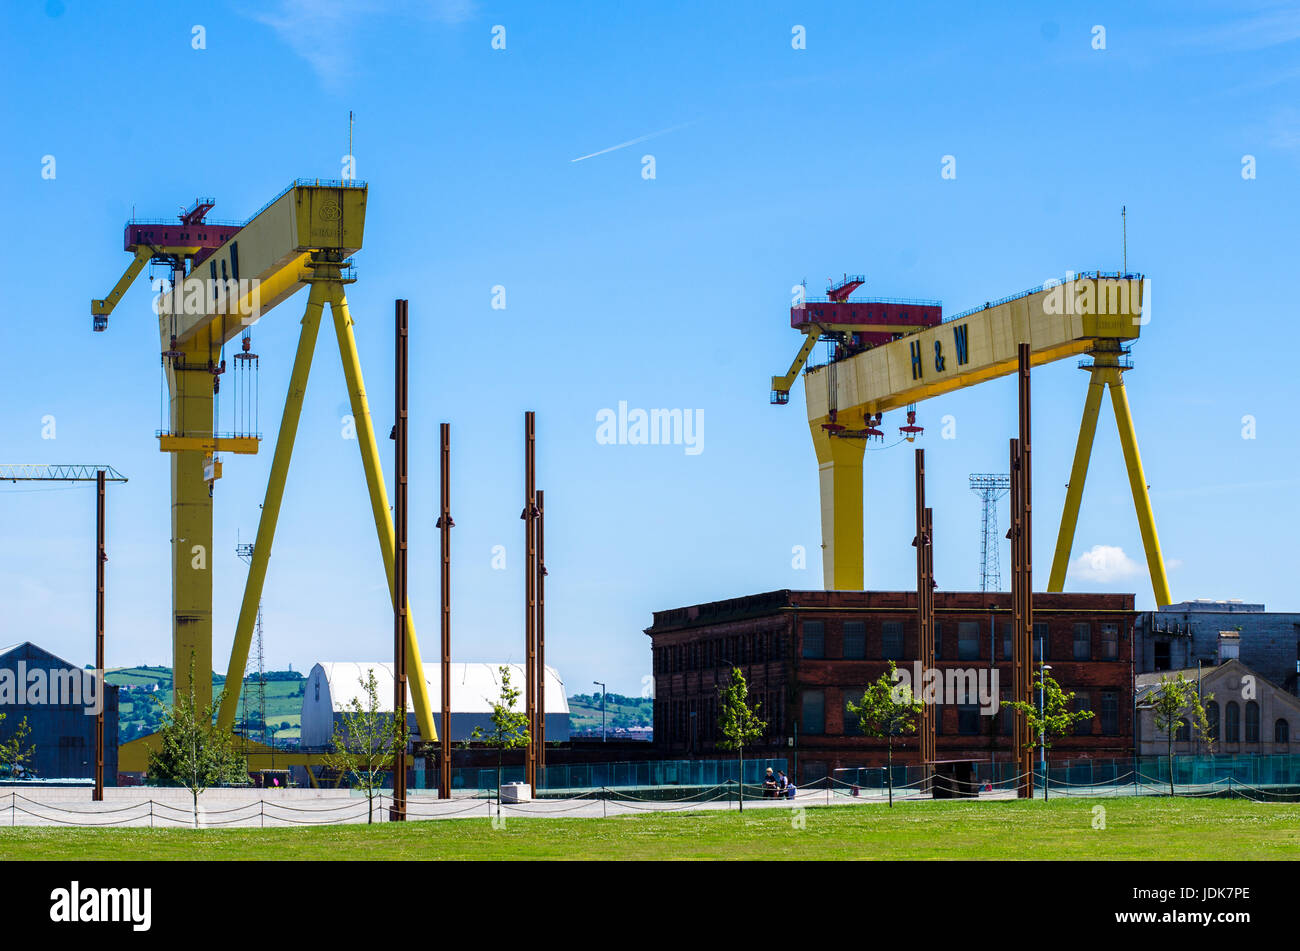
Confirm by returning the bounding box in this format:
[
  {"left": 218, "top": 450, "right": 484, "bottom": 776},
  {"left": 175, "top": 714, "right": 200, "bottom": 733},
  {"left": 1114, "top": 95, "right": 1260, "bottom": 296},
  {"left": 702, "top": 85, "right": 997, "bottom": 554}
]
[
  {"left": 1069, "top": 545, "right": 1144, "bottom": 584},
  {"left": 571, "top": 123, "right": 691, "bottom": 163},
  {"left": 248, "top": 0, "right": 476, "bottom": 88},
  {"left": 1159, "top": 7, "right": 1300, "bottom": 52}
]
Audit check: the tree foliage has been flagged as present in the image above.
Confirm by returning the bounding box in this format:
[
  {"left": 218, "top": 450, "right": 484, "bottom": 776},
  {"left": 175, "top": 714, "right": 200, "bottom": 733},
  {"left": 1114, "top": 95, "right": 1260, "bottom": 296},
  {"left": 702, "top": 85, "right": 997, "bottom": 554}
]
[
  {"left": 146, "top": 654, "right": 247, "bottom": 826},
  {"left": 846, "top": 661, "right": 923, "bottom": 805},
  {"left": 0, "top": 712, "right": 35, "bottom": 779},
  {"left": 1002, "top": 665, "right": 1094, "bottom": 799},
  {"left": 1003, "top": 666, "right": 1094, "bottom": 753},
  {"left": 323, "top": 667, "right": 409, "bottom": 823},
  {"left": 716, "top": 667, "right": 766, "bottom": 811},
  {"left": 468, "top": 666, "right": 531, "bottom": 809},
  {"left": 1146, "top": 673, "right": 1213, "bottom": 795}
]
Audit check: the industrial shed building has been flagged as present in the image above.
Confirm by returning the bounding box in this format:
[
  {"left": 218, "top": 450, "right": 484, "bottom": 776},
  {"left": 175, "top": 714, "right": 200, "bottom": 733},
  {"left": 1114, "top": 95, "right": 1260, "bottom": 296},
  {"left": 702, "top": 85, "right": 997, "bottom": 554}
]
[
  {"left": 300, "top": 662, "right": 570, "bottom": 748},
  {"left": 0, "top": 642, "right": 118, "bottom": 783}
]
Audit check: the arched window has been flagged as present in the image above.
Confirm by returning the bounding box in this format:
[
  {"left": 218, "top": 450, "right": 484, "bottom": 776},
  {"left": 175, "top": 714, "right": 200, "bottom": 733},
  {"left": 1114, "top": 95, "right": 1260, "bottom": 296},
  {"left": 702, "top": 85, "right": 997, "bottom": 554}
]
[
  {"left": 1277, "top": 719, "right": 1291, "bottom": 744},
  {"left": 1245, "top": 701, "right": 1260, "bottom": 743},
  {"left": 1225, "top": 701, "right": 1240, "bottom": 743},
  {"left": 1175, "top": 718, "right": 1190, "bottom": 742},
  {"left": 1205, "top": 700, "right": 1220, "bottom": 741}
]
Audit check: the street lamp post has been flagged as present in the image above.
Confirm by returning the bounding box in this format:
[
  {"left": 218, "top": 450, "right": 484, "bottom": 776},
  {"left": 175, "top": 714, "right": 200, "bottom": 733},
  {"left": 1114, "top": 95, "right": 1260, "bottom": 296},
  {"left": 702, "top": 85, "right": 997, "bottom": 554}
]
[
  {"left": 593, "top": 681, "right": 606, "bottom": 743},
  {"left": 1039, "top": 658, "right": 1052, "bottom": 801}
]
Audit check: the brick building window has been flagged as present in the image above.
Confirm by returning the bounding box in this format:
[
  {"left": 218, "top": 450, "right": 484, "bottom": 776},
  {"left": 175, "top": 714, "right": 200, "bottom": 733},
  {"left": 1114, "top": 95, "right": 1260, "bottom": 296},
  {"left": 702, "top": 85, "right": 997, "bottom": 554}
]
[
  {"left": 1245, "top": 701, "right": 1260, "bottom": 743},
  {"left": 933, "top": 700, "right": 943, "bottom": 735},
  {"left": 802, "top": 621, "right": 825, "bottom": 659},
  {"left": 957, "top": 703, "right": 980, "bottom": 735},
  {"left": 882, "top": 621, "right": 903, "bottom": 660},
  {"left": 843, "top": 692, "right": 862, "bottom": 735},
  {"left": 1100, "top": 691, "right": 1119, "bottom": 735},
  {"left": 934, "top": 623, "right": 943, "bottom": 660},
  {"left": 801, "top": 690, "right": 825, "bottom": 735},
  {"left": 1074, "top": 691, "right": 1093, "bottom": 735},
  {"left": 843, "top": 621, "right": 866, "bottom": 659},
  {"left": 1001, "top": 620, "right": 1012, "bottom": 660},
  {"left": 958, "top": 621, "right": 980, "bottom": 660},
  {"left": 1073, "top": 622, "right": 1091, "bottom": 660},
  {"left": 1276, "top": 719, "right": 1290, "bottom": 744},
  {"left": 1101, "top": 624, "right": 1119, "bottom": 660},
  {"left": 999, "top": 691, "right": 1012, "bottom": 735},
  {"left": 1034, "top": 621, "right": 1050, "bottom": 660}
]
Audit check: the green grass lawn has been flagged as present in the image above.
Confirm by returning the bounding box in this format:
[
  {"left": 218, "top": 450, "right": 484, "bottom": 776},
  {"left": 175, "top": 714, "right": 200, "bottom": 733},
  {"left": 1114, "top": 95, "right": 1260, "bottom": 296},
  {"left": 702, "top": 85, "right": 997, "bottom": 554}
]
[{"left": 1, "top": 798, "right": 1296, "bottom": 861}]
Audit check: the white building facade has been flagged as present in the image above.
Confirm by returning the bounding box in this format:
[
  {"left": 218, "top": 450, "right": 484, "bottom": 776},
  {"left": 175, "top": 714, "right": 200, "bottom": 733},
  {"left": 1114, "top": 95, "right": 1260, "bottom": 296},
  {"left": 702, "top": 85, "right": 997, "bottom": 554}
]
[{"left": 301, "top": 662, "right": 570, "bottom": 748}]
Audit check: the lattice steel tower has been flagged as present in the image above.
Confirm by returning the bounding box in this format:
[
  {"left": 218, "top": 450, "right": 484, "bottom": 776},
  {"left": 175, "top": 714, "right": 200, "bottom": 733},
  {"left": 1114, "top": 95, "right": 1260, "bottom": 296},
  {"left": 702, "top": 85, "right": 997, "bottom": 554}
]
[
  {"left": 235, "top": 538, "right": 267, "bottom": 746},
  {"left": 969, "top": 473, "right": 1010, "bottom": 592}
]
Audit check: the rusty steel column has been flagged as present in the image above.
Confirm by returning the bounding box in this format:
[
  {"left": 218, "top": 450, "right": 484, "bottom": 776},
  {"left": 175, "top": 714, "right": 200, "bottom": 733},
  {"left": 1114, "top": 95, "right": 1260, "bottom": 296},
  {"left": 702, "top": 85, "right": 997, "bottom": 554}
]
[
  {"left": 913, "top": 449, "right": 935, "bottom": 789},
  {"left": 437, "top": 422, "right": 453, "bottom": 799},
  {"left": 537, "top": 488, "right": 547, "bottom": 774},
  {"left": 523, "top": 411, "right": 538, "bottom": 792},
  {"left": 1018, "top": 342, "right": 1035, "bottom": 797},
  {"left": 924, "top": 505, "right": 934, "bottom": 781},
  {"left": 94, "top": 469, "right": 106, "bottom": 802},
  {"left": 391, "top": 299, "right": 409, "bottom": 820},
  {"left": 1010, "top": 439, "right": 1028, "bottom": 796}
]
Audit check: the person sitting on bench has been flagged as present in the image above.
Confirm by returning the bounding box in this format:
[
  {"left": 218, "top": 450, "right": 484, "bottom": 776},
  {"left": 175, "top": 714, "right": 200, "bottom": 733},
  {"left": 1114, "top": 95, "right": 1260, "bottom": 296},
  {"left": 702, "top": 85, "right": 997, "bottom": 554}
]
[{"left": 778, "top": 770, "right": 796, "bottom": 799}]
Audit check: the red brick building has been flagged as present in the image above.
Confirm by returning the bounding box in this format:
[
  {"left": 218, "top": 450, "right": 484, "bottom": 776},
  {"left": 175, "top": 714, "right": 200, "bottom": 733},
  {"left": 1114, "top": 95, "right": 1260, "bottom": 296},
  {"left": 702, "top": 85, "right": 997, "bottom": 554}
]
[{"left": 647, "top": 589, "right": 1136, "bottom": 784}]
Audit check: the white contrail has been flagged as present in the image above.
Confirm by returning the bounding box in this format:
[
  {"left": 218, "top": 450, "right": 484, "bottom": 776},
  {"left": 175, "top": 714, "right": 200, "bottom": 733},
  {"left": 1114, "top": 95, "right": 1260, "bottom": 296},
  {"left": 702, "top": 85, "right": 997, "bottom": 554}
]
[{"left": 570, "top": 123, "right": 690, "bottom": 162}]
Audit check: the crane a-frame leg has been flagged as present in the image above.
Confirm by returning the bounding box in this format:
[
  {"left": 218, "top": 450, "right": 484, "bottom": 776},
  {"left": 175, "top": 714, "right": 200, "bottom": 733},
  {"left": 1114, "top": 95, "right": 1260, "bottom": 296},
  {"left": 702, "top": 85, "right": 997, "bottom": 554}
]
[
  {"left": 217, "top": 256, "right": 438, "bottom": 743},
  {"left": 327, "top": 280, "right": 437, "bottom": 744},
  {"left": 1046, "top": 358, "right": 1171, "bottom": 607},
  {"left": 1109, "top": 378, "right": 1172, "bottom": 607},
  {"left": 217, "top": 279, "right": 328, "bottom": 732},
  {"left": 1047, "top": 373, "right": 1105, "bottom": 593}
]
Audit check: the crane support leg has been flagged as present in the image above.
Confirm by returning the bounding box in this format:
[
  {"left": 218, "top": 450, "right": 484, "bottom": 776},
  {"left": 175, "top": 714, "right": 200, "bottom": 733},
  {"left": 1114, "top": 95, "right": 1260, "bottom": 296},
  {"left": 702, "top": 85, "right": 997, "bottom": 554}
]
[
  {"left": 1108, "top": 380, "right": 1172, "bottom": 608},
  {"left": 1047, "top": 372, "right": 1106, "bottom": 592},
  {"left": 217, "top": 281, "right": 328, "bottom": 732},
  {"left": 328, "top": 284, "right": 438, "bottom": 743},
  {"left": 811, "top": 424, "right": 865, "bottom": 590},
  {"left": 170, "top": 348, "right": 215, "bottom": 710}
]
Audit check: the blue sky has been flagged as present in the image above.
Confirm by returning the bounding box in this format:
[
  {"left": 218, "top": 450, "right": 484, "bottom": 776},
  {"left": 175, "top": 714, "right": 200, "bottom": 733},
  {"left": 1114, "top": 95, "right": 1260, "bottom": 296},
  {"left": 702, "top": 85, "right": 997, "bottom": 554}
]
[{"left": 2, "top": 0, "right": 1297, "bottom": 696}]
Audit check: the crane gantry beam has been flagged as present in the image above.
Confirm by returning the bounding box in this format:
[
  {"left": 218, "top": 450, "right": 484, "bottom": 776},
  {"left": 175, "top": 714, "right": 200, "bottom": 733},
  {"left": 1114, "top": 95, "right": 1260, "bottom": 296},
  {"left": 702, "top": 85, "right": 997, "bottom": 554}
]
[{"left": 773, "top": 272, "right": 1171, "bottom": 606}]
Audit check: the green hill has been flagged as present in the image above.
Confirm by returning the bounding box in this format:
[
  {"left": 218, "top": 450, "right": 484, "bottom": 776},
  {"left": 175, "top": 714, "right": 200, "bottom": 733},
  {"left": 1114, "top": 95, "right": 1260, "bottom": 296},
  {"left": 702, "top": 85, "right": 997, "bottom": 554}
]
[
  {"left": 567, "top": 692, "right": 652, "bottom": 735},
  {"left": 107, "top": 667, "right": 305, "bottom": 744}
]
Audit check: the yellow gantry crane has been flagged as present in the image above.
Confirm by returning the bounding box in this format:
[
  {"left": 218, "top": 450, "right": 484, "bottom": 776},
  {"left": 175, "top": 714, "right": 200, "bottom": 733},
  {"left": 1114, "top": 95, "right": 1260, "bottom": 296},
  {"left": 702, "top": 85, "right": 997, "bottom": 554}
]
[
  {"left": 92, "top": 181, "right": 437, "bottom": 771},
  {"left": 771, "top": 272, "right": 1171, "bottom": 607}
]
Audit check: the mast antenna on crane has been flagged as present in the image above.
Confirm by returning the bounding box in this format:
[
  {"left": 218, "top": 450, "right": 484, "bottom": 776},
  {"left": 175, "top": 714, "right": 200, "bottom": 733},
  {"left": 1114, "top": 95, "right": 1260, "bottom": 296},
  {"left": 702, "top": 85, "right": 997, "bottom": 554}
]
[{"left": 1122, "top": 204, "right": 1127, "bottom": 272}]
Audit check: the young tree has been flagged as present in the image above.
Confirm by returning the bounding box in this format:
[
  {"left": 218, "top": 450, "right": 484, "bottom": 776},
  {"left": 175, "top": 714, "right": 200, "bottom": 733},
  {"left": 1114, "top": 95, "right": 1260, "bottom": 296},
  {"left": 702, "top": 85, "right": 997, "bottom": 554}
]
[
  {"left": 1145, "top": 673, "right": 1213, "bottom": 796},
  {"left": 846, "top": 661, "right": 923, "bottom": 806},
  {"left": 716, "top": 667, "right": 766, "bottom": 812},
  {"left": 468, "top": 665, "right": 531, "bottom": 813},
  {"left": 146, "top": 654, "right": 248, "bottom": 826},
  {"left": 1003, "top": 665, "right": 1094, "bottom": 800},
  {"left": 323, "top": 667, "right": 409, "bottom": 823},
  {"left": 0, "top": 712, "right": 35, "bottom": 779}
]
